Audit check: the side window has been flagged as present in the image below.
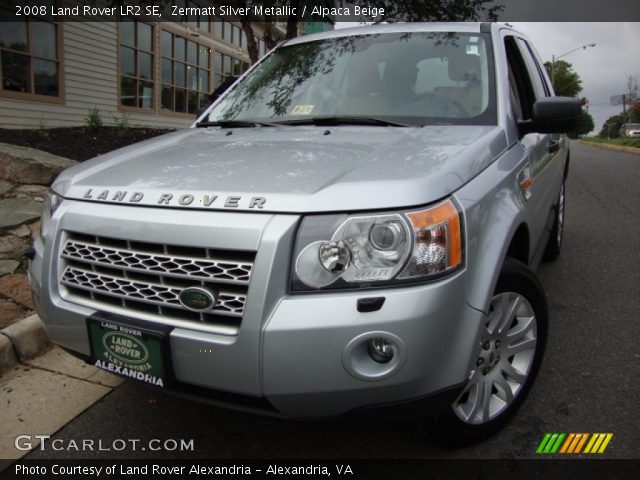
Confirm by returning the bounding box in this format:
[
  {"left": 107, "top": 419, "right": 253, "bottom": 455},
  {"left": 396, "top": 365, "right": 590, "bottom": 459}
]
[
  {"left": 508, "top": 62, "right": 524, "bottom": 121},
  {"left": 516, "top": 38, "right": 550, "bottom": 99},
  {"left": 504, "top": 36, "right": 534, "bottom": 120}
]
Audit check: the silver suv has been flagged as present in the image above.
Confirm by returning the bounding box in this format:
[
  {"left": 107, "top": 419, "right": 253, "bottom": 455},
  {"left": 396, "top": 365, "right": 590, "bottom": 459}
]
[{"left": 30, "top": 23, "right": 580, "bottom": 444}]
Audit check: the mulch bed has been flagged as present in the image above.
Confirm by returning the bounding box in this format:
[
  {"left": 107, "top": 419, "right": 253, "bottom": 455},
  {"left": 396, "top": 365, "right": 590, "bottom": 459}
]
[{"left": 0, "top": 127, "right": 173, "bottom": 162}]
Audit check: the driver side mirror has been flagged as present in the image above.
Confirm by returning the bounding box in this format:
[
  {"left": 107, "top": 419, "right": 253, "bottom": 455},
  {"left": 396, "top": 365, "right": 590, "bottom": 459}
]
[{"left": 518, "top": 97, "right": 582, "bottom": 136}]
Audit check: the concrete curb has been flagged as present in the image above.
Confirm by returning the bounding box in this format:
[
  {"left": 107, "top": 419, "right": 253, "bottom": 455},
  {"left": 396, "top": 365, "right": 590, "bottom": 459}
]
[
  {"left": 0, "top": 314, "right": 51, "bottom": 373},
  {"left": 580, "top": 140, "right": 640, "bottom": 155}
]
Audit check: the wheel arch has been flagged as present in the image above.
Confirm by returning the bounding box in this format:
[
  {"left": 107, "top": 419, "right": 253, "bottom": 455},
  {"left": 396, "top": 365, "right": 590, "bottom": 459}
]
[
  {"left": 506, "top": 222, "right": 530, "bottom": 266},
  {"left": 459, "top": 188, "right": 529, "bottom": 315}
]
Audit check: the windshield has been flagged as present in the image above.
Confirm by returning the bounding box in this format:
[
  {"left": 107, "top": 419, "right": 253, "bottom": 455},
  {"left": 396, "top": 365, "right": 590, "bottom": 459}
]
[
  {"left": 624, "top": 124, "right": 640, "bottom": 129},
  {"left": 206, "top": 32, "right": 496, "bottom": 127}
]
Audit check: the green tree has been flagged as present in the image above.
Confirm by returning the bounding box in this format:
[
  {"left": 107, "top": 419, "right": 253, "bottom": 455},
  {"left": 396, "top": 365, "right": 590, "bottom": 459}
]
[
  {"left": 568, "top": 111, "right": 594, "bottom": 138},
  {"left": 371, "top": 0, "right": 502, "bottom": 23},
  {"left": 598, "top": 114, "right": 624, "bottom": 138},
  {"left": 629, "top": 100, "right": 640, "bottom": 123},
  {"left": 544, "top": 60, "right": 582, "bottom": 97},
  {"left": 229, "top": 0, "right": 502, "bottom": 64}
]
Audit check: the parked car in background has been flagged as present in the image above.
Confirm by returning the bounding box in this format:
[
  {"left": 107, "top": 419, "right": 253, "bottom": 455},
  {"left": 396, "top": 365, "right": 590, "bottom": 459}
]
[{"left": 620, "top": 123, "right": 640, "bottom": 137}]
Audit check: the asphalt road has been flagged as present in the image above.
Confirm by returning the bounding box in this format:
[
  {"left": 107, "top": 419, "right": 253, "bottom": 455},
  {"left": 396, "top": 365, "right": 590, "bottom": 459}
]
[{"left": 28, "top": 141, "right": 639, "bottom": 460}]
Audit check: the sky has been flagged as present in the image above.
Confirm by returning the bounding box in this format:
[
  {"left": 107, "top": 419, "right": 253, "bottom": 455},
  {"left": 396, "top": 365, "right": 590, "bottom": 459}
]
[
  {"left": 335, "top": 22, "right": 640, "bottom": 134},
  {"left": 511, "top": 23, "right": 639, "bottom": 133}
]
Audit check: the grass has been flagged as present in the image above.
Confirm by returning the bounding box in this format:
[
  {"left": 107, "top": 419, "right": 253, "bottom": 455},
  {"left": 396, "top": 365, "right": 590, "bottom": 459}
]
[{"left": 581, "top": 137, "right": 640, "bottom": 149}]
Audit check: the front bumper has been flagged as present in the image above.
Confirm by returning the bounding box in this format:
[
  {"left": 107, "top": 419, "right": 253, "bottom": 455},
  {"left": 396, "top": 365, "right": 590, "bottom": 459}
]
[{"left": 30, "top": 200, "right": 485, "bottom": 418}]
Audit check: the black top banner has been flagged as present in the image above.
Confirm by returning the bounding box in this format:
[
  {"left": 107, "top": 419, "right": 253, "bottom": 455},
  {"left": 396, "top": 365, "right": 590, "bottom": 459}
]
[{"left": 0, "top": 0, "right": 639, "bottom": 22}]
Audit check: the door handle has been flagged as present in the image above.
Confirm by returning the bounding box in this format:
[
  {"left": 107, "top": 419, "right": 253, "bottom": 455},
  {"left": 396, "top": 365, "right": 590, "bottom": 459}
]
[{"left": 547, "top": 139, "right": 560, "bottom": 154}]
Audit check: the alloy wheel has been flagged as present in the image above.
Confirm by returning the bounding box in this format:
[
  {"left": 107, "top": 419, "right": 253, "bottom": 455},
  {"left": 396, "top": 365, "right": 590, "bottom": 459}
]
[{"left": 453, "top": 292, "right": 538, "bottom": 425}]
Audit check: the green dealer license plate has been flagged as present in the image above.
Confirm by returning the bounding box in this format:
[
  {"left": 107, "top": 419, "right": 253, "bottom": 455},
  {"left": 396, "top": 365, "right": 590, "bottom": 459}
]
[{"left": 87, "top": 316, "right": 170, "bottom": 388}]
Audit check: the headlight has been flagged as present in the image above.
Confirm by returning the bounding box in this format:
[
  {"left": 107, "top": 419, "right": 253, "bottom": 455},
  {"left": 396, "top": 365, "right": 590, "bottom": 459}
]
[
  {"left": 40, "top": 192, "right": 62, "bottom": 243},
  {"left": 291, "top": 199, "right": 463, "bottom": 291}
]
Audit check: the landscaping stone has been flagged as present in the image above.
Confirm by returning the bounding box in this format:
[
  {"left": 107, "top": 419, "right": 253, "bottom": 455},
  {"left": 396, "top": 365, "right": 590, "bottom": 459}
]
[
  {"left": 0, "top": 234, "right": 29, "bottom": 260},
  {"left": 0, "top": 259, "right": 20, "bottom": 275},
  {"left": 0, "top": 142, "right": 76, "bottom": 185},
  {"left": 0, "top": 197, "right": 42, "bottom": 229},
  {"left": 28, "top": 221, "right": 41, "bottom": 239},
  {"left": 0, "top": 178, "right": 12, "bottom": 195},
  {"left": 0, "top": 274, "right": 34, "bottom": 310},
  {"left": 1, "top": 314, "right": 50, "bottom": 361},
  {"left": 0, "top": 333, "right": 17, "bottom": 373},
  {"left": 9, "top": 224, "right": 31, "bottom": 238},
  {"left": 13, "top": 184, "right": 49, "bottom": 199},
  {"left": 0, "top": 301, "right": 22, "bottom": 329},
  {"left": 0, "top": 300, "right": 22, "bottom": 324}
]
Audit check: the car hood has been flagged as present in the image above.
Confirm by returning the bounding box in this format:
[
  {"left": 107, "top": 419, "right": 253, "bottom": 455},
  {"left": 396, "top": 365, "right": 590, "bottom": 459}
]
[{"left": 53, "top": 125, "right": 507, "bottom": 213}]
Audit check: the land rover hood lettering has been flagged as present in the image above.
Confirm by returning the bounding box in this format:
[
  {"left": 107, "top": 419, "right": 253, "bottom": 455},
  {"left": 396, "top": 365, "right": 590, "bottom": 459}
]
[{"left": 82, "top": 189, "right": 266, "bottom": 209}]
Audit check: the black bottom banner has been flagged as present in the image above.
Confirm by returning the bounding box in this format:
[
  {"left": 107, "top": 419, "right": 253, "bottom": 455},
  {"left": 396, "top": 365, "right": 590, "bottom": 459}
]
[{"left": 1, "top": 459, "right": 639, "bottom": 480}]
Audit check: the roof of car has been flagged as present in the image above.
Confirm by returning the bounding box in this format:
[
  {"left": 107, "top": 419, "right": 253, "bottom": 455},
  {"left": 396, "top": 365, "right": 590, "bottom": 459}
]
[{"left": 284, "top": 22, "right": 493, "bottom": 46}]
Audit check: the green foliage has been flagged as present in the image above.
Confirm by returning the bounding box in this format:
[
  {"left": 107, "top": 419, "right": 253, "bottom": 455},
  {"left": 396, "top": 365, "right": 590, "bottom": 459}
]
[
  {"left": 598, "top": 114, "right": 624, "bottom": 138},
  {"left": 85, "top": 107, "right": 103, "bottom": 133},
  {"left": 583, "top": 137, "right": 640, "bottom": 148},
  {"left": 113, "top": 113, "right": 130, "bottom": 137},
  {"left": 544, "top": 60, "right": 582, "bottom": 97},
  {"left": 630, "top": 100, "right": 640, "bottom": 123},
  {"left": 38, "top": 115, "right": 49, "bottom": 139},
  {"left": 226, "top": 0, "right": 504, "bottom": 64},
  {"left": 369, "top": 0, "right": 502, "bottom": 22},
  {"left": 568, "top": 111, "right": 595, "bottom": 138}
]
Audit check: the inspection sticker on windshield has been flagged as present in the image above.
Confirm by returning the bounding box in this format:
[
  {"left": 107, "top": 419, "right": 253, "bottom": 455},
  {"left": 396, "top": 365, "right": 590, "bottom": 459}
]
[{"left": 291, "top": 104, "right": 314, "bottom": 115}]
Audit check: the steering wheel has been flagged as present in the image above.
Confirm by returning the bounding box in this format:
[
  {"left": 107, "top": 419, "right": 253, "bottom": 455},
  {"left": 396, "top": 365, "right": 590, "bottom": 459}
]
[{"left": 406, "top": 91, "right": 471, "bottom": 117}]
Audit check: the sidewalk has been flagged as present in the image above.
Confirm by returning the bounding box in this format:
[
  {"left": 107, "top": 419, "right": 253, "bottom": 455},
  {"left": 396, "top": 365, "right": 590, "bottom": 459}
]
[{"left": 0, "top": 345, "right": 123, "bottom": 460}]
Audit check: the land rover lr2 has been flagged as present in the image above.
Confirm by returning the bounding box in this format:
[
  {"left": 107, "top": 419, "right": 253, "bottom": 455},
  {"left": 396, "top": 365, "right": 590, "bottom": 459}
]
[{"left": 30, "top": 23, "right": 580, "bottom": 443}]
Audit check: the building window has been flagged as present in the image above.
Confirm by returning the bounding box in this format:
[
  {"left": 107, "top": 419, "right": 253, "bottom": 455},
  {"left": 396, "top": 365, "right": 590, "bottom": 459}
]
[
  {"left": 214, "top": 19, "right": 244, "bottom": 47},
  {"left": 186, "top": 0, "right": 211, "bottom": 34},
  {"left": 214, "top": 51, "right": 248, "bottom": 88},
  {"left": 119, "top": 20, "right": 154, "bottom": 109},
  {"left": 0, "top": 14, "right": 61, "bottom": 98},
  {"left": 161, "top": 30, "right": 210, "bottom": 114}
]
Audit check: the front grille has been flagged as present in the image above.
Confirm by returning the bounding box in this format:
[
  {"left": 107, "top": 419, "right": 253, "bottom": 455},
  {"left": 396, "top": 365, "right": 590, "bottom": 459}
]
[{"left": 59, "top": 233, "right": 255, "bottom": 333}]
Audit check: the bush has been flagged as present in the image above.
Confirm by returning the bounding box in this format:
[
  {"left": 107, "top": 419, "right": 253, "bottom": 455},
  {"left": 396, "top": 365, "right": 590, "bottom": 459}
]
[
  {"left": 114, "top": 114, "right": 130, "bottom": 137},
  {"left": 85, "top": 107, "right": 103, "bottom": 132}
]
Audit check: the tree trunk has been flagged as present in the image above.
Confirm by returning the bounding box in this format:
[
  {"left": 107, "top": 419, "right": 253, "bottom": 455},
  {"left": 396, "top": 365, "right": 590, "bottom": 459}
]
[
  {"left": 241, "top": 20, "right": 259, "bottom": 64},
  {"left": 286, "top": 0, "right": 300, "bottom": 39}
]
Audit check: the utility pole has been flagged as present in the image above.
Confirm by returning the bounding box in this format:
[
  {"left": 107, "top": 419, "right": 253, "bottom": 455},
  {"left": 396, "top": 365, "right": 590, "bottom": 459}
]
[{"left": 550, "top": 43, "right": 596, "bottom": 89}]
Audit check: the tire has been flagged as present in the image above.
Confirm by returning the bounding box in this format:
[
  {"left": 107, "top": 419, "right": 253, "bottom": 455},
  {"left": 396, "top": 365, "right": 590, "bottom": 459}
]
[
  {"left": 429, "top": 257, "right": 548, "bottom": 445},
  {"left": 543, "top": 180, "right": 565, "bottom": 261}
]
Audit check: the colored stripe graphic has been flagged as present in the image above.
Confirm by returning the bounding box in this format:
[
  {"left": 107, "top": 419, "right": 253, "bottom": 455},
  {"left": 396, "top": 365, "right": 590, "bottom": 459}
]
[
  {"left": 538, "top": 433, "right": 613, "bottom": 454},
  {"left": 559, "top": 433, "right": 575, "bottom": 453},
  {"left": 584, "top": 433, "right": 614, "bottom": 453},
  {"left": 536, "top": 434, "right": 552, "bottom": 454}
]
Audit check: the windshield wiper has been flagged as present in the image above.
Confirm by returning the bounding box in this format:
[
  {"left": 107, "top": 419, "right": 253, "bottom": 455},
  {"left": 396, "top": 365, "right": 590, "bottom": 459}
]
[
  {"left": 277, "top": 116, "right": 412, "bottom": 127},
  {"left": 196, "top": 119, "right": 281, "bottom": 128}
]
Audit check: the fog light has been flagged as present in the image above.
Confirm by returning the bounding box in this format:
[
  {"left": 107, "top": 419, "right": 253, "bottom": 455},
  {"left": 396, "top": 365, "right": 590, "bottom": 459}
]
[{"left": 367, "top": 338, "right": 394, "bottom": 364}]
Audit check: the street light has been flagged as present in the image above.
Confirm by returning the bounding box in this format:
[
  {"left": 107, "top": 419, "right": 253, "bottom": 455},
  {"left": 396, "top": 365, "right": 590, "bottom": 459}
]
[{"left": 551, "top": 43, "right": 596, "bottom": 88}]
